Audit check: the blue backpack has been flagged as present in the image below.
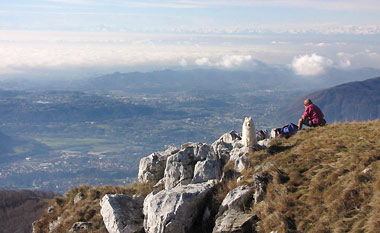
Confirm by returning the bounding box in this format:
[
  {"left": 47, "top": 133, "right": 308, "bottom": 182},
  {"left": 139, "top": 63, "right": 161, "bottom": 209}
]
[{"left": 282, "top": 123, "right": 298, "bottom": 135}]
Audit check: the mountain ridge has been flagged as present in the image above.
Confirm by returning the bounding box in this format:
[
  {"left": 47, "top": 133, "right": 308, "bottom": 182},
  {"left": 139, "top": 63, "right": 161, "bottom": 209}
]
[{"left": 282, "top": 76, "right": 380, "bottom": 123}]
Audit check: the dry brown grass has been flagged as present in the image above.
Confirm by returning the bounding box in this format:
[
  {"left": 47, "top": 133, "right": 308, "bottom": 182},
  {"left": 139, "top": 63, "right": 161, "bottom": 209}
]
[
  {"left": 243, "top": 120, "right": 380, "bottom": 233},
  {"left": 33, "top": 182, "right": 156, "bottom": 233}
]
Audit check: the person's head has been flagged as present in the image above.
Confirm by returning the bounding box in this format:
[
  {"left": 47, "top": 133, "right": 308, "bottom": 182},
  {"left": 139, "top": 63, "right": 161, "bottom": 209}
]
[{"left": 304, "top": 98, "right": 313, "bottom": 107}]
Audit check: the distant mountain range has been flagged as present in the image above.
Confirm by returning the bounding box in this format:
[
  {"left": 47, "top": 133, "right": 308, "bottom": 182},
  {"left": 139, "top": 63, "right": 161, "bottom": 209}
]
[
  {"left": 282, "top": 76, "right": 380, "bottom": 123},
  {"left": 78, "top": 68, "right": 380, "bottom": 94},
  {"left": 2, "top": 67, "right": 379, "bottom": 94}
]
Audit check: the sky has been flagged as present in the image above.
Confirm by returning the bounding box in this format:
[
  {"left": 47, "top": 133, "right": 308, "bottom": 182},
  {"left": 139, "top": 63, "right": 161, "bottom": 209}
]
[{"left": 0, "top": 0, "right": 380, "bottom": 78}]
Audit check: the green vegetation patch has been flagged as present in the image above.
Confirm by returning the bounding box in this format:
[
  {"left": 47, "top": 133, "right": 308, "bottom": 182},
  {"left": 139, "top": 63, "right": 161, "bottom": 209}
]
[{"left": 35, "top": 137, "right": 110, "bottom": 150}]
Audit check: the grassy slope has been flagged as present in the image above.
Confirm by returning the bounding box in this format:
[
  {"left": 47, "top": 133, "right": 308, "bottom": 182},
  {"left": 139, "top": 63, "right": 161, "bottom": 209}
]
[
  {"left": 243, "top": 120, "right": 380, "bottom": 232},
  {"left": 34, "top": 120, "right": 380, "bottom": 233}
]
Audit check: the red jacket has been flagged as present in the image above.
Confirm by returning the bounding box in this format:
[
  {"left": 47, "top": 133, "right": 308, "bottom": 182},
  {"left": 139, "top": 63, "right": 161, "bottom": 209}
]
[{"left": 302, "top": 104, "right": 325, "bottom": 125}]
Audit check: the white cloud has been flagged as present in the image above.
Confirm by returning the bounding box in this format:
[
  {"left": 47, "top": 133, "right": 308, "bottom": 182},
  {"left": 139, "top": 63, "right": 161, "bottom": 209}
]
[
  {"left": 195, "top": 57, "right": 212, "bottom": 66},
  {"left": 0, "top": 30, "right": 259, "bottom": 75},
  {"left": 1, "top": 30, "right": 379, "bottom": 76},
  {"left": 194, "top": 55, "right": 253, "bottom": 69},
  {"left": 291, "top": 53, "right": 333, "bottom": 76},
  {"left": 337, "top": 52, "right": 352, "bottom": 68},
  {"left": 216, "top": 55, "right": 252, "bottom": 68}
]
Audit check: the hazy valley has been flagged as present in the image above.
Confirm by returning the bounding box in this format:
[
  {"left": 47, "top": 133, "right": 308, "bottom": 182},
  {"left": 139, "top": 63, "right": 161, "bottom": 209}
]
[{"left": 0, "top": 68, "right": 379, "bottom": 193}]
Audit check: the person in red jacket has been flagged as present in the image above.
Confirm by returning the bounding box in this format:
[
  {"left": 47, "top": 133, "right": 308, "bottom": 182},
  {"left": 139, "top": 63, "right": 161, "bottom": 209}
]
[{"left": 298, "top": 98, "right": 326, "bottom": 130}]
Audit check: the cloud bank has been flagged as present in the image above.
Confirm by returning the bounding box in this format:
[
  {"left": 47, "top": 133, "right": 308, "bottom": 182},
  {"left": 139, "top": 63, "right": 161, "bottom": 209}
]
[
  {"left": 291, "top": 54, "right": 333, "bottom": 76},
  {"left": 0, "top": 30, "right": 379, "bottom": 77}
]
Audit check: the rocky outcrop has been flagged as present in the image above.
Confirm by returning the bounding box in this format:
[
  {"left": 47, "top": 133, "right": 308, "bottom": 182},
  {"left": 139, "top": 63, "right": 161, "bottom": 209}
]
[
  {"left": 138, "top": 146, "right": 179, "bottom": 183},
  {"left": 213, "top": 185, "right": 256, "bottom": 233},
  {"left": 143, "top": 180, "right": 216, "bottom": 233},
  {"left": 211, "top": 131, "right": 241, "bottom": 165},
  {"left": 138, "top": 129, "right": 272, "bottom": 191},
  {"left": 125, "top": 127, "right": 272, "bottom": 233},
  {"left": 163, "top": 143, "right": 219, "bottom": 189},
  {"left": 100, "top": 194, "right": 145, "bottom": 233},
  {"left": 217, "top": 185, "right": 253, "bottom": 214}
]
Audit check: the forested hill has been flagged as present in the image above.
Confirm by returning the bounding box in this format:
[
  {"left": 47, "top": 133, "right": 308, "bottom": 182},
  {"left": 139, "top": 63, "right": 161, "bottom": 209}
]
[
  {"left": 0, "top": 190, "right": 55, "bottom": 233},
  {"left": 282, "top": 76, "right": 380, "bottom": 123}
]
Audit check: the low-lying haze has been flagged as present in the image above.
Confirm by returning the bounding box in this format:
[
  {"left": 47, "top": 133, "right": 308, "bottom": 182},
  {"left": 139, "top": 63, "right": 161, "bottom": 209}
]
[{"left": 0, "top": 0, "right": 379, "bottom": 78}]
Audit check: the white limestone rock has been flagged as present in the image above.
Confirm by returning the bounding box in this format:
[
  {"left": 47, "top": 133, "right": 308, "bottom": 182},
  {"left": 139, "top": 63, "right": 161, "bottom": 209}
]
[
  {"left": 211, "top": 131, "right": 240, "bottom": 165},
  {"left": 143, "top": 180, "right": 216, "bottom": 233},
  {"left": 212, "top": 209, "right": 256, "bottom": 233},
  {"left": 214, "top": 130, "right": 241, "bottom": 145},
  {"left": 234, "top": 155, "right": 249, "bottom": 173},
  {"left": 229, "top": 144, "right": 249, "bottom": 162},
  {"left": 258, "top": 138, "right": 272, "bottom": 148},
  {"left": 192, "top": 159, "right": 221, "bottom": 184},
  {"left": 73, "top": 192, "right": 85, "bottom": 204},
  {"left": 163, "top": 143, "right": 217, "bottom": 189},
  {"left": 213, "top": 185, "right": 255, "bottom": 233},
  {"left": 218, "top": 185, "right": 253, "bottom": 215},
  {"left": 100, "top": 194, "right": 145, "bottom": 233},
  {"left": 138, "top": 146, "right": 179, "bottom": 183}
]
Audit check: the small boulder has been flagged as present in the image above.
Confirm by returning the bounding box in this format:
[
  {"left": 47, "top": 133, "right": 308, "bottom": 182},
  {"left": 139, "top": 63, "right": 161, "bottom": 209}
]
[
  {"left": 48, "top": 205, "right": 54, "bottom": 213},
  {"left": 143, "top": 180, "right": 216, "bottom": 233},
  {"left": 74, "top": 192, "right": 85, "bottom": 204},
  {"left": 213, "top": 209, "right": 256, "bottom": 233},
  {"left": 234, "top": 154, "right": 250, "bottom": 173},
  {"left": 217, "top": 185, "right": 253, "bottom": 215},
  {"left": 100, "top": 194, "right": 145, "bottom": 233},
  {"left": 257, "top": 138, "right": 272, "bottom": 148},
  {"left": 214, "top": 130, "right": 241, "bottom": 145},
  {"left": 213, "top": 185, "right": 256, "bottom": 233}
]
